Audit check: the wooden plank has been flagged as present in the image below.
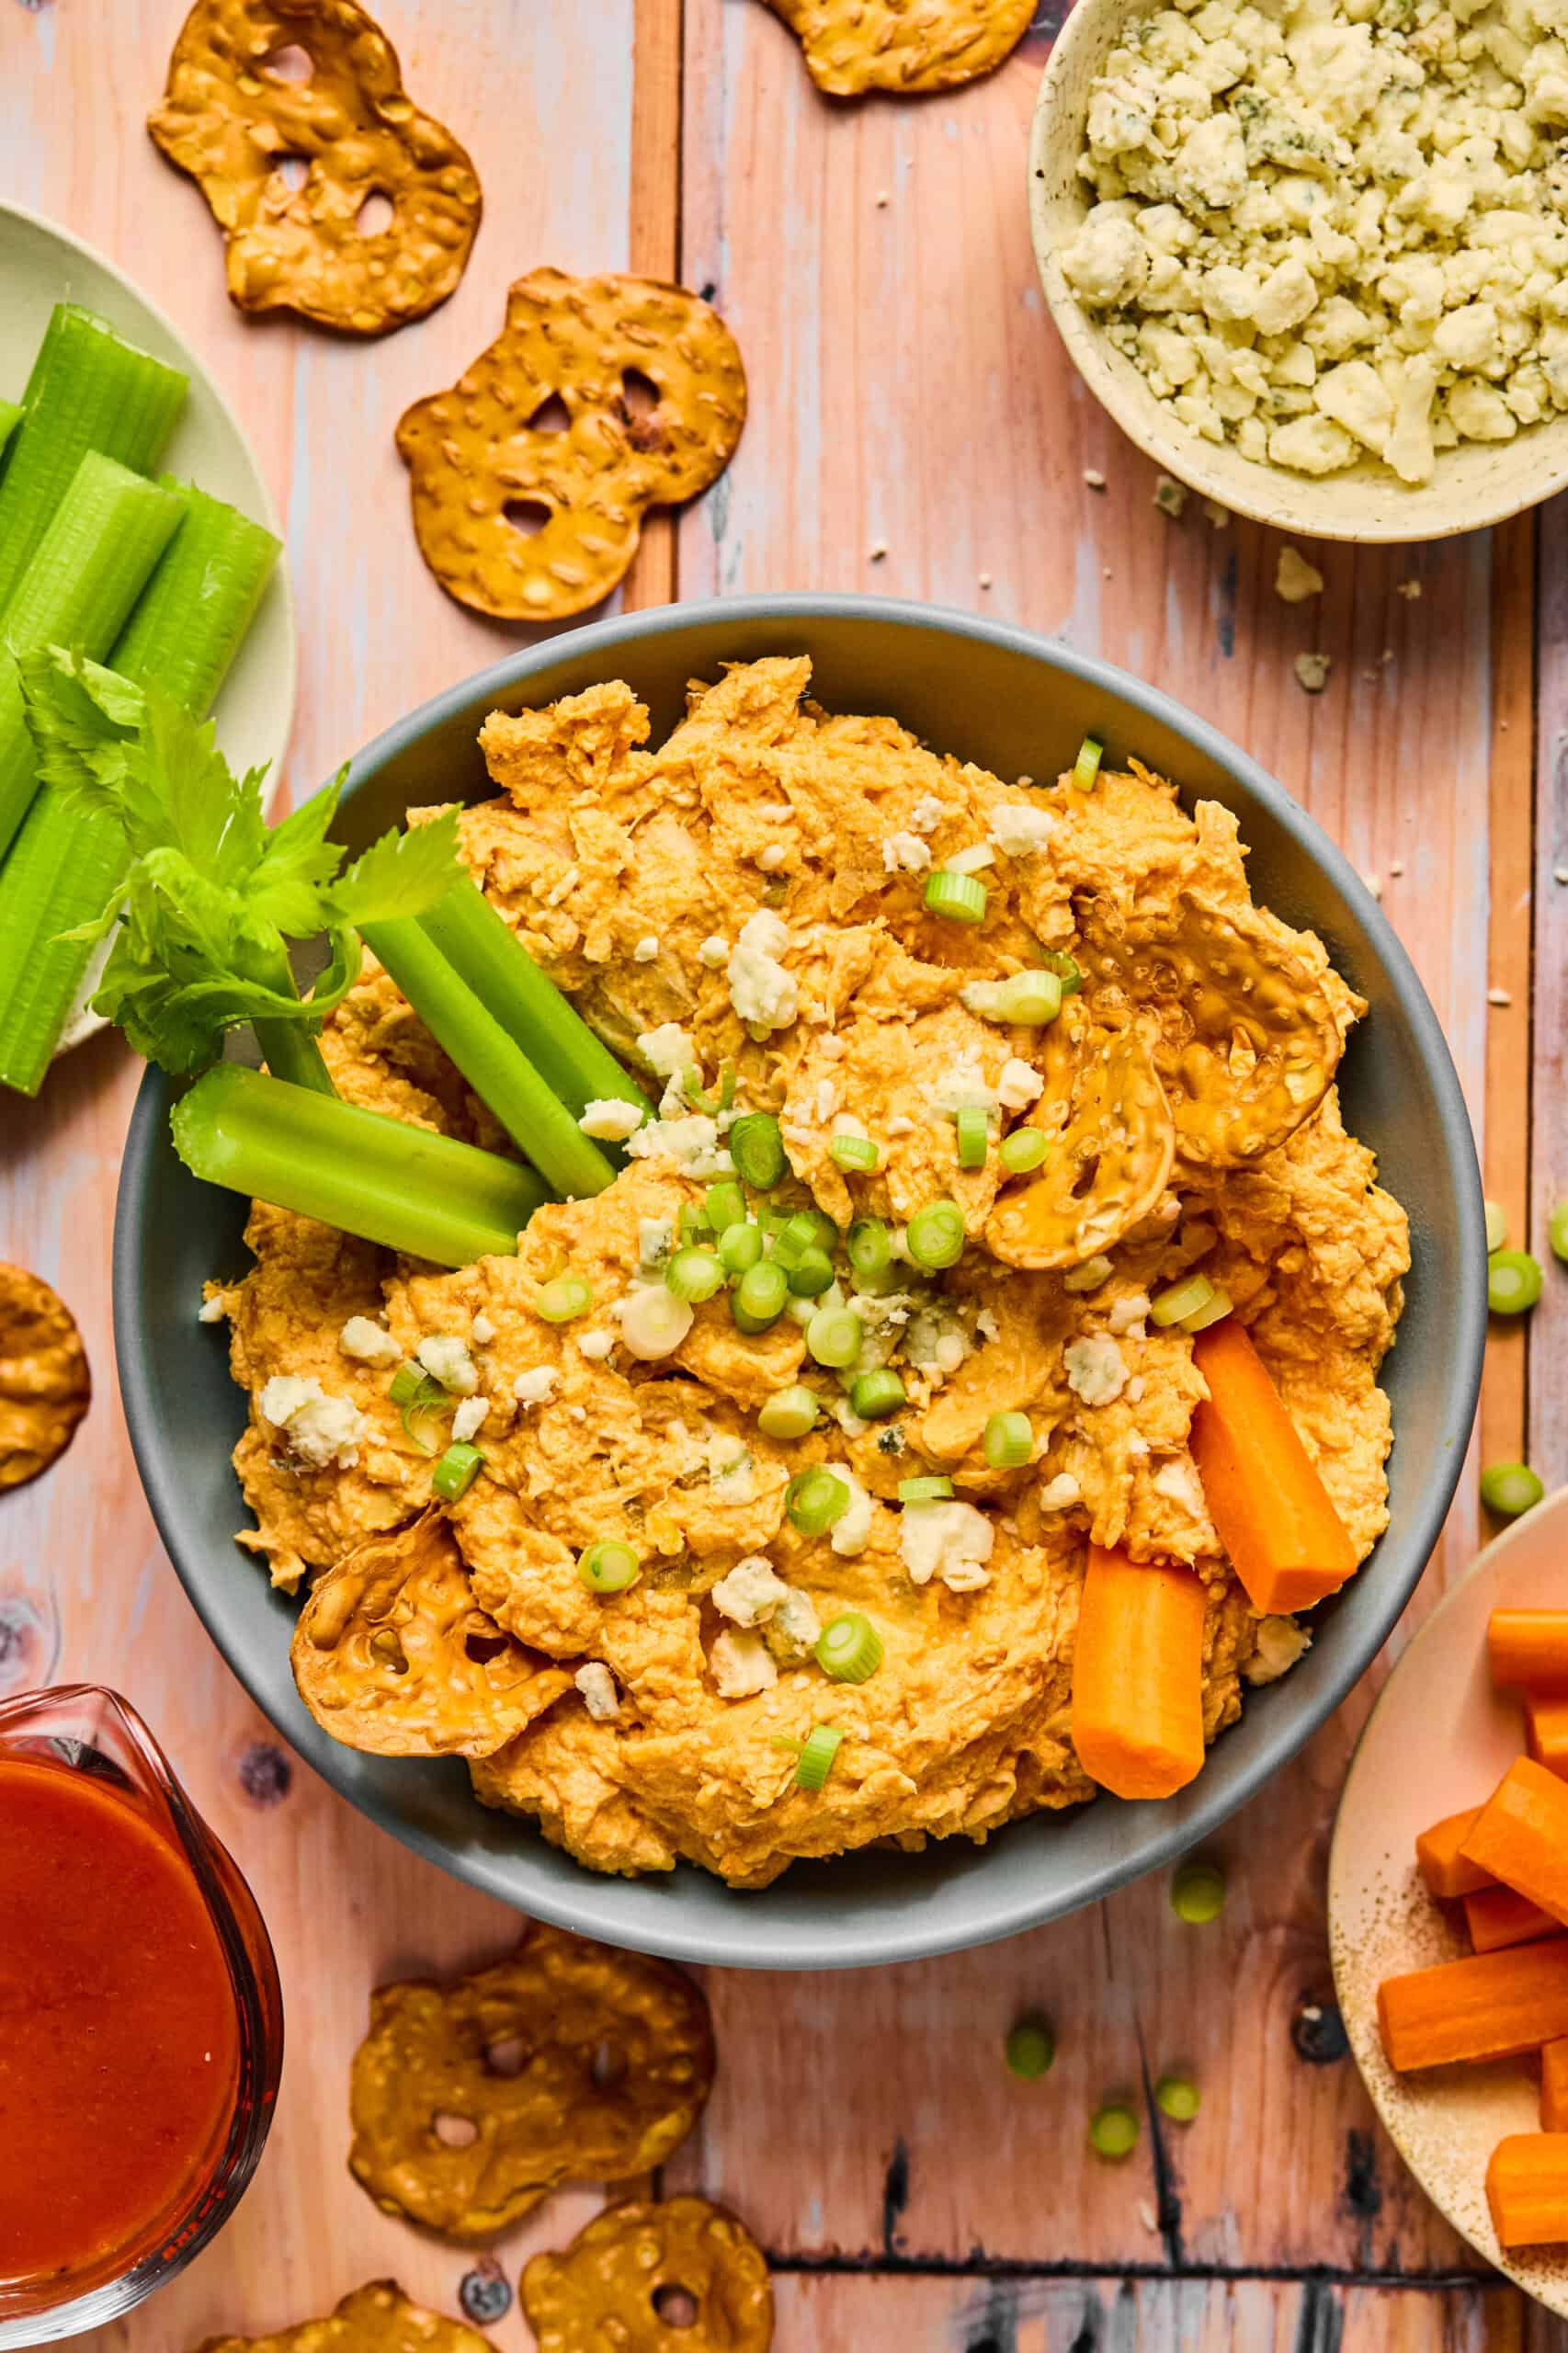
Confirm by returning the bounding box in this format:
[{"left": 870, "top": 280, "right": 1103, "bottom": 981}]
[
  {"left": 1530, "top": 491, "right": 1568, "bottom": 1488},
  {"left": 623, "top": 0, "right": 686, "bottom": 612}
]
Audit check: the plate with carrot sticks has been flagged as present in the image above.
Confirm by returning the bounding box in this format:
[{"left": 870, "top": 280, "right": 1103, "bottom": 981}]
[{"left": 1330, "top": 1487, "right": 1568, "bottom": 2310}]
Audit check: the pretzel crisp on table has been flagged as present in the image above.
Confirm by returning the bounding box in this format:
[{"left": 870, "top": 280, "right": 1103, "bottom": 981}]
[
  {"left": 765, "top": 0, "right": 1035, "bottom": 96},
  {"left": 348, "top": 1924, "right": 716, "bottom": 2237},
  {"left": 147, "top": 0, "right": 482, "bottom": 335},
  {"left": 290, "top": 1512, "right": 572, "bottom": 1757},
  {"left": 0, "top": 1264, "right": 90, "bottom": 1490},
  {"left": 195, "top": 2280, "right": 499, "bottom": 2353},
  {"left": 521, "top": 2197, "right": 775, "bottom": 2353},
  {"left": 395, "top": 267, "right": 747, "bottom": 621},
  {"left": 986, "top": 1009, "right": 1176, "bottom": 1270}
]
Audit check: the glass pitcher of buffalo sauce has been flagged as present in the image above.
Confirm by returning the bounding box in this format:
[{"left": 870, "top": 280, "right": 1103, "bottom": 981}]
[{"left": 0, "top": 1686, "right": 282, "bottom": 2344}]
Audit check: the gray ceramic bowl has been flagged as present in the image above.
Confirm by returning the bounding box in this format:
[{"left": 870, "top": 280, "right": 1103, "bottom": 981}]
[{"left": 114, "top": 594, "right": 1485, "bottom": 1970}]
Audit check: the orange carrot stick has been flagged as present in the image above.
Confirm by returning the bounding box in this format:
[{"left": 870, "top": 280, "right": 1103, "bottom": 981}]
[
  {"left": 1071, "top": 1544, "right": 1207, "bottom": 1802},
  {"left": 1543, "top": 2040, "right": 1568, "bottom": 2132},
  {"left": 1486, "top": 2135, "right": 1568, "bottom": 2248},
  {"left": 1415, "top": 1806, "right": 1493, "bottom": 1900},
  {"left": 1378, "top": 1939, "right": 1568, "bottom": 2071},
  {"left": 1526, "top": 1696, "right": 1568, "bottom": 1781},
  {"left": 1460, "top": 1756, "right": 1568, "bottom": 1927},
  {"left": 1464, "top": 1883, "right": 1558, "bottom": 1954},
  {"left": 1489, "top": 1610, "right": 1568, "bottom": 1694},
  {"left": 1187, "top": 1320, "right": 1358, "bottom": 1615}
]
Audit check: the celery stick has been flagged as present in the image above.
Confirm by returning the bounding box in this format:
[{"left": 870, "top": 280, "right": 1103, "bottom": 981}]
[
  {"left": 0, "top": 305, "right": 187, "bottom": 617},
  {"left": 361, "top": 915, "right": 618, "bottom": 1199},
  {"left": 172, "top": 1063, "right": 550, "bottom": 1267},
  {"left": 0, "top": 401, "right": 20, "bottom": 472},
  {"left": 0, "top": 453, "right": 183, "bottom": 862},
  {"left": 0, "top": 483, "right": 281, "bottom": 1096},
  {"left": 417, "top": 876, "right": 650, "bottom": 1123}
]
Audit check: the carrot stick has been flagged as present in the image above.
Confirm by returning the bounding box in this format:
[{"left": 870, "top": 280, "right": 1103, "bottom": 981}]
[
  {"left": 1070, "top": 1544, "right": 1207, "bottom": 1801},
  {"left": 1463, "top": 1883, "right": 1558, "bottom": 1954},
  {"left": 1460, "top": 1756, "right": 1568, "bottom": 1928},
  {"left": 1486, "top": 2135, "right": 1568, "bottom": 2248},
  {"left": 1378, "top": 1939, "right": 1568, "bottom": 2071},
  {"left": 1542, "top": 2040, "right": 1568, "bottom": 2133},
  {"left": 1187, "top": 1320, "right": 1358, "bottom": 1615},
  {"left": 1526, "top": 1696, "right": 1568, "bottom": 1781},
  {"left": 1489, "top": 1609, "right": 1568, "bottom": 1693},
  {"left": 1415, "top": 1806, "right": 1493, "bottom": 1900}
]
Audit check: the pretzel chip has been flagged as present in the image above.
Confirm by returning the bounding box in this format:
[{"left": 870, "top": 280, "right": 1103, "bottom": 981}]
[
  {"left": 148, "top": 0, "right": 482, "bottom": 335},
  {"left": 985, "top": 1013, "right": 1175, "bottom": 1270},
  {"left": 194, "top": 2279, "right": 498, "bottom": 2353},
  {"left": 348, "top": 1924, "right": 715, "bottom": 2237},
  {"left": 290, "top": 1511, "right": 571, "bottom": 1757},
  {"left": 521, "top": 2198, "right": 774, "bottom": 2353},
  {"left": 395, "top": 268, "right": 747, "bottom": 620},
  {"left": 0, "top": 1264, "right": 90, "bottom": 1490},
  {"left": 766, "top": 0, "right": 1035, "bottom": 96}
]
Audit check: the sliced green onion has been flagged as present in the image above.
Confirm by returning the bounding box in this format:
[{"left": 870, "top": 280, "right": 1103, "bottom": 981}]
[
  {"left": 719, "top": 1221, "right": 765, "bottom": 1277},
  {"left": 1180, "top": 1286, "right": 1233, "bottom": 1335},
  {"left": 1550, "top": 1203, "right": 1568, "bottom": 1265},
  {"left": 899, "top": 1475, "right": 954, "bottom": 1502},
  {"left": 850, "top": 1369, "right": 905, "bottom": 1420},
  {"left": 955, "top": 1106, "right": 990, "bottom": 1169},
  {"left": 1170, "top": 1861, "right": 1226, "bottom": 1923},
  {"left": 830, "top": 1133, "right": 882, "bottom": 1172},
  {"left": 847, "top": 1217, "right": 892, "bottom": 1284},
  {"left": 806, "top": 1305, "right": 863, "bottom": 1368},
  {"left": 1150, "top": 1273, "right": 1215, "bottom": 1329},
  {"left": 432, "top": 1442, "right": 483, "bottom": 1501},
  {"left": 1005, "top": 2019, "right": 1055, "bottom": 2081},
  {"left": 794, "top": 1723, "right": 846, "bottom": 1790},
  {"left": 677, "top": 1202, "right": 710, "bottom": 1244},
  {"left": 733, "top": 1260, "right": 790, "bottom": 1333},
  {"left": 786, "top": 1468, "right": 851, "bottom": 1537},
  {"left": 983, "top": 1410, "right": 1033, "bottom": 1469},
  {"left": 774, "top": 1210, "right": 824, "bottom": 1266},
  {"left": 706, "top": 1180, "right": 745, "bottom": 1235},
  {"left": 1088, "top": 2103, "right": 1139, "bottom": 2158},
  {"left": 536, "top": 1276, "right": 593, "bottom": 1324},
  {"left": 730, "top": 1112, "right": 788, "bottom": 1189},
  {"left": 390, "top": 1362, "right": 439, "bottom": 1407},
  {"left": 577, "top": 1540, "right": 642, "bottom": 1595},
  {"left": 787, "top": 1246, "right": 836, "bottom": 1298},
  {"left": 1154, "top": 2075, "right": 1201, "bottom": 2123},
  {"left": 681, "top": 1065, "right": 718, "bottom": 1114},
  {"left": 757, "top": 1384, "right": 820, "bottom": 1440},
  {"left": 999, "top": 1128, "right": 1049, "bottom": 1176},
  {"left": 718, "top": 1061, "right": 738, "bottom": 1110},
  {"left": 924, "top": 869, "right": 988, "bottom": 925},
  {"left": 815, "top": 1611, "right": 883, "bottom": 1684},
  {"left": 1480, "top": 1461, "right": 1544, "bottom": 1518},
  {"left": 619, "top": 1286, "right": 693, "bottom": 1359},
  {"left": 906, "top": 1199, "right": 966, "bottom": 1271},
  {"left": 962, "top": 971, "right": 1062, "bottom": 1026},
  {"left": 665, "top": 1247, "right": 725, "bottom": 1303},
  {"left": 1039, "top": 949, "right": 1083, "bottom": 996},
  {"left": 1488, "top": 1250, "right": 1543, "bottom": 1314},
  {"left": 1072, "top": 736, "right": 1104, "bottom": 792},
  {"left": 1484, "top": 1199, "right": 1509, "bottom": 1254}
]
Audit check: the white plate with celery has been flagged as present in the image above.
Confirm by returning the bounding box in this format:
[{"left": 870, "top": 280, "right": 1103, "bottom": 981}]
[{"left": 0, "top": 198, "right": 294, "bottom": 1089}]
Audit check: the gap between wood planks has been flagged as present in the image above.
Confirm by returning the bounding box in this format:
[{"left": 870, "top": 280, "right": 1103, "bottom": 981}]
[{"left": 624, "top": 0, "right": 685, "bottom": 614}]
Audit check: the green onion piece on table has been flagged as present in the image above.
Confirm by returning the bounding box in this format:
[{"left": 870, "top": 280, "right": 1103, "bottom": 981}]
[
  {"left": 898, "top": 1475, "right": 954, "bottom": 1502},
  {"left": 1150, "top": 1273, "right": 1215, "bottom": 1330},
  {"left": 1005, "top": 2019, "right": 1055, "bottom": 2081},
  {"left": 757, "top": 1384, "right": 819, "bottom": 1440},
  {"left": 534, "top": 1276, "right": 593, "bottom": 1323},
  {"left": 431, "top": 1442, "right": 483, "bottom": 1501},
  {"left": 907, "top": 1199, "right": 966, "bottom": 1270},
  {"left": 1489, "top": 1250, "right": 1543, "bottom": 1314},
  {"left": 1180, "top": 1286, "right": 1233, "bottom": 1335},
  {"left": 1170, "top": 1860, "right": 1227, "bottom": 1924},
  {"left": 1072, "top": 736, "right": 1104, "bottom": 792},
  {"left": 665, "top": 1248, "right": 725, "bottom": 1303},
  {"left": 1088, "top": 2104, "right": 1139, "bottom": 2158},
  {"left": 578, "top": 1540, "right": 641, "bottom": 1595},
  {"left": 846, "top": 1216, "right": 892, "bottom": 1283},
  {"left": 849, "top": 1369, "right": 905, "bottom": 1420},
  {"left": 786, "top": 1468, "right": 850, "bottom": 1537},
  {"left": 719, "top": 1221, "right": 764, "bottom": 1277},
  {"left": 1154, "top": 2075, "right": 1201, "bottom": 2123},
  {"left": 1549, "top": 1204, "right": 1568, "bottom": 1265},
  {"left": 955, "top": 1106, "right": 990, "bottom": 1169},
  {"left": 729, "top": 1112, "right": 788, "bottom": 1189},
  {"left": 733, "top": 1260, "right": 790, "bottom": 1332},
  {"left": 706, "top": 1179, "right": 745, "bottom": 1235},
  {"left": 999, "top": 1128, "right": 1049, "bottom": 1176},
  {"left": 1484, "top": 1200, "right": 1509, "bottom": 1254},
  {"left": 172, "top": 1063, "right": 548, "bottom": 1268},
  {"left": 983, "top": 1411, "right": 1032, "bottom": 1469},
  {"left": 806, "top": 1304, "right": 862, "bottom": 1369},
  {"left": 815, "top": 1611, "right": 883, "bottom": 1684},
  {"left": 924, "top": 869, "right": 988, "bottom": 925},
  {"left": 1480, "top": 1461, "right": 1544, "bottom": 1518},
  {"left": 830, "top": 1133, "right": 881, "bottom": 1172},
  {"left": 793, "top": 1724, "right": 846, "bottom": 1791}
]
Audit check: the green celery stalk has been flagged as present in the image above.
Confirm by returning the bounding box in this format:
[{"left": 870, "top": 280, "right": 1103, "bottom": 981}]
[
  {"left": 172, "top": 1063, "right": 550, "bottom": 1267},
  {"left": 416, "top": 876, "right": 651, "bottom": 1124},
  {"left": 0, "top": 400, "right": 20, "bottom": 471},
  {"left": 0, "top": 452, "right": 183, "bottom": 862},
  {"left": 0, "top": 481, "right": 280, "bottom": 1096},
  {"left": 0, "top": 305, "right": 187, "bottom": 616},
  {"left": 361, "top": 915, "right": 618, "bottom": 1199}
]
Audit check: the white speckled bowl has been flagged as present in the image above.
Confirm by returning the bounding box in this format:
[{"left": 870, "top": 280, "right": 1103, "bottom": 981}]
[
  {"left": 1028, "top": 0, "right": 1568, "bottom": 542},
  {"left": 1330, "top": 1488, "right": 1568, "bottom": 2312}
]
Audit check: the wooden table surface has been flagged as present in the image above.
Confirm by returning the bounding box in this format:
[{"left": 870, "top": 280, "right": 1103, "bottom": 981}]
[{"left": 5, "top": 1, "right": 1567, "bottom": 2346}]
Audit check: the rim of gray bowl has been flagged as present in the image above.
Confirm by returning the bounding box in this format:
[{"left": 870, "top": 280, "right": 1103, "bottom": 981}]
[{"left": 114, "top": 591, "right": 1485, "bottom": 1970}]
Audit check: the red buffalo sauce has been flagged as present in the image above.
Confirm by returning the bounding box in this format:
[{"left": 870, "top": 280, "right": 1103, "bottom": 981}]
[{"left": 0, "top": 1756, "right": 241, "bottom": 2287}]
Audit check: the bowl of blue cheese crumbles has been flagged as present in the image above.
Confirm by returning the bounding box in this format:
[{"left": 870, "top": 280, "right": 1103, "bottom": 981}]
[{"left": 1029, "top": 0, "right": 1568, "bottom": 538}]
